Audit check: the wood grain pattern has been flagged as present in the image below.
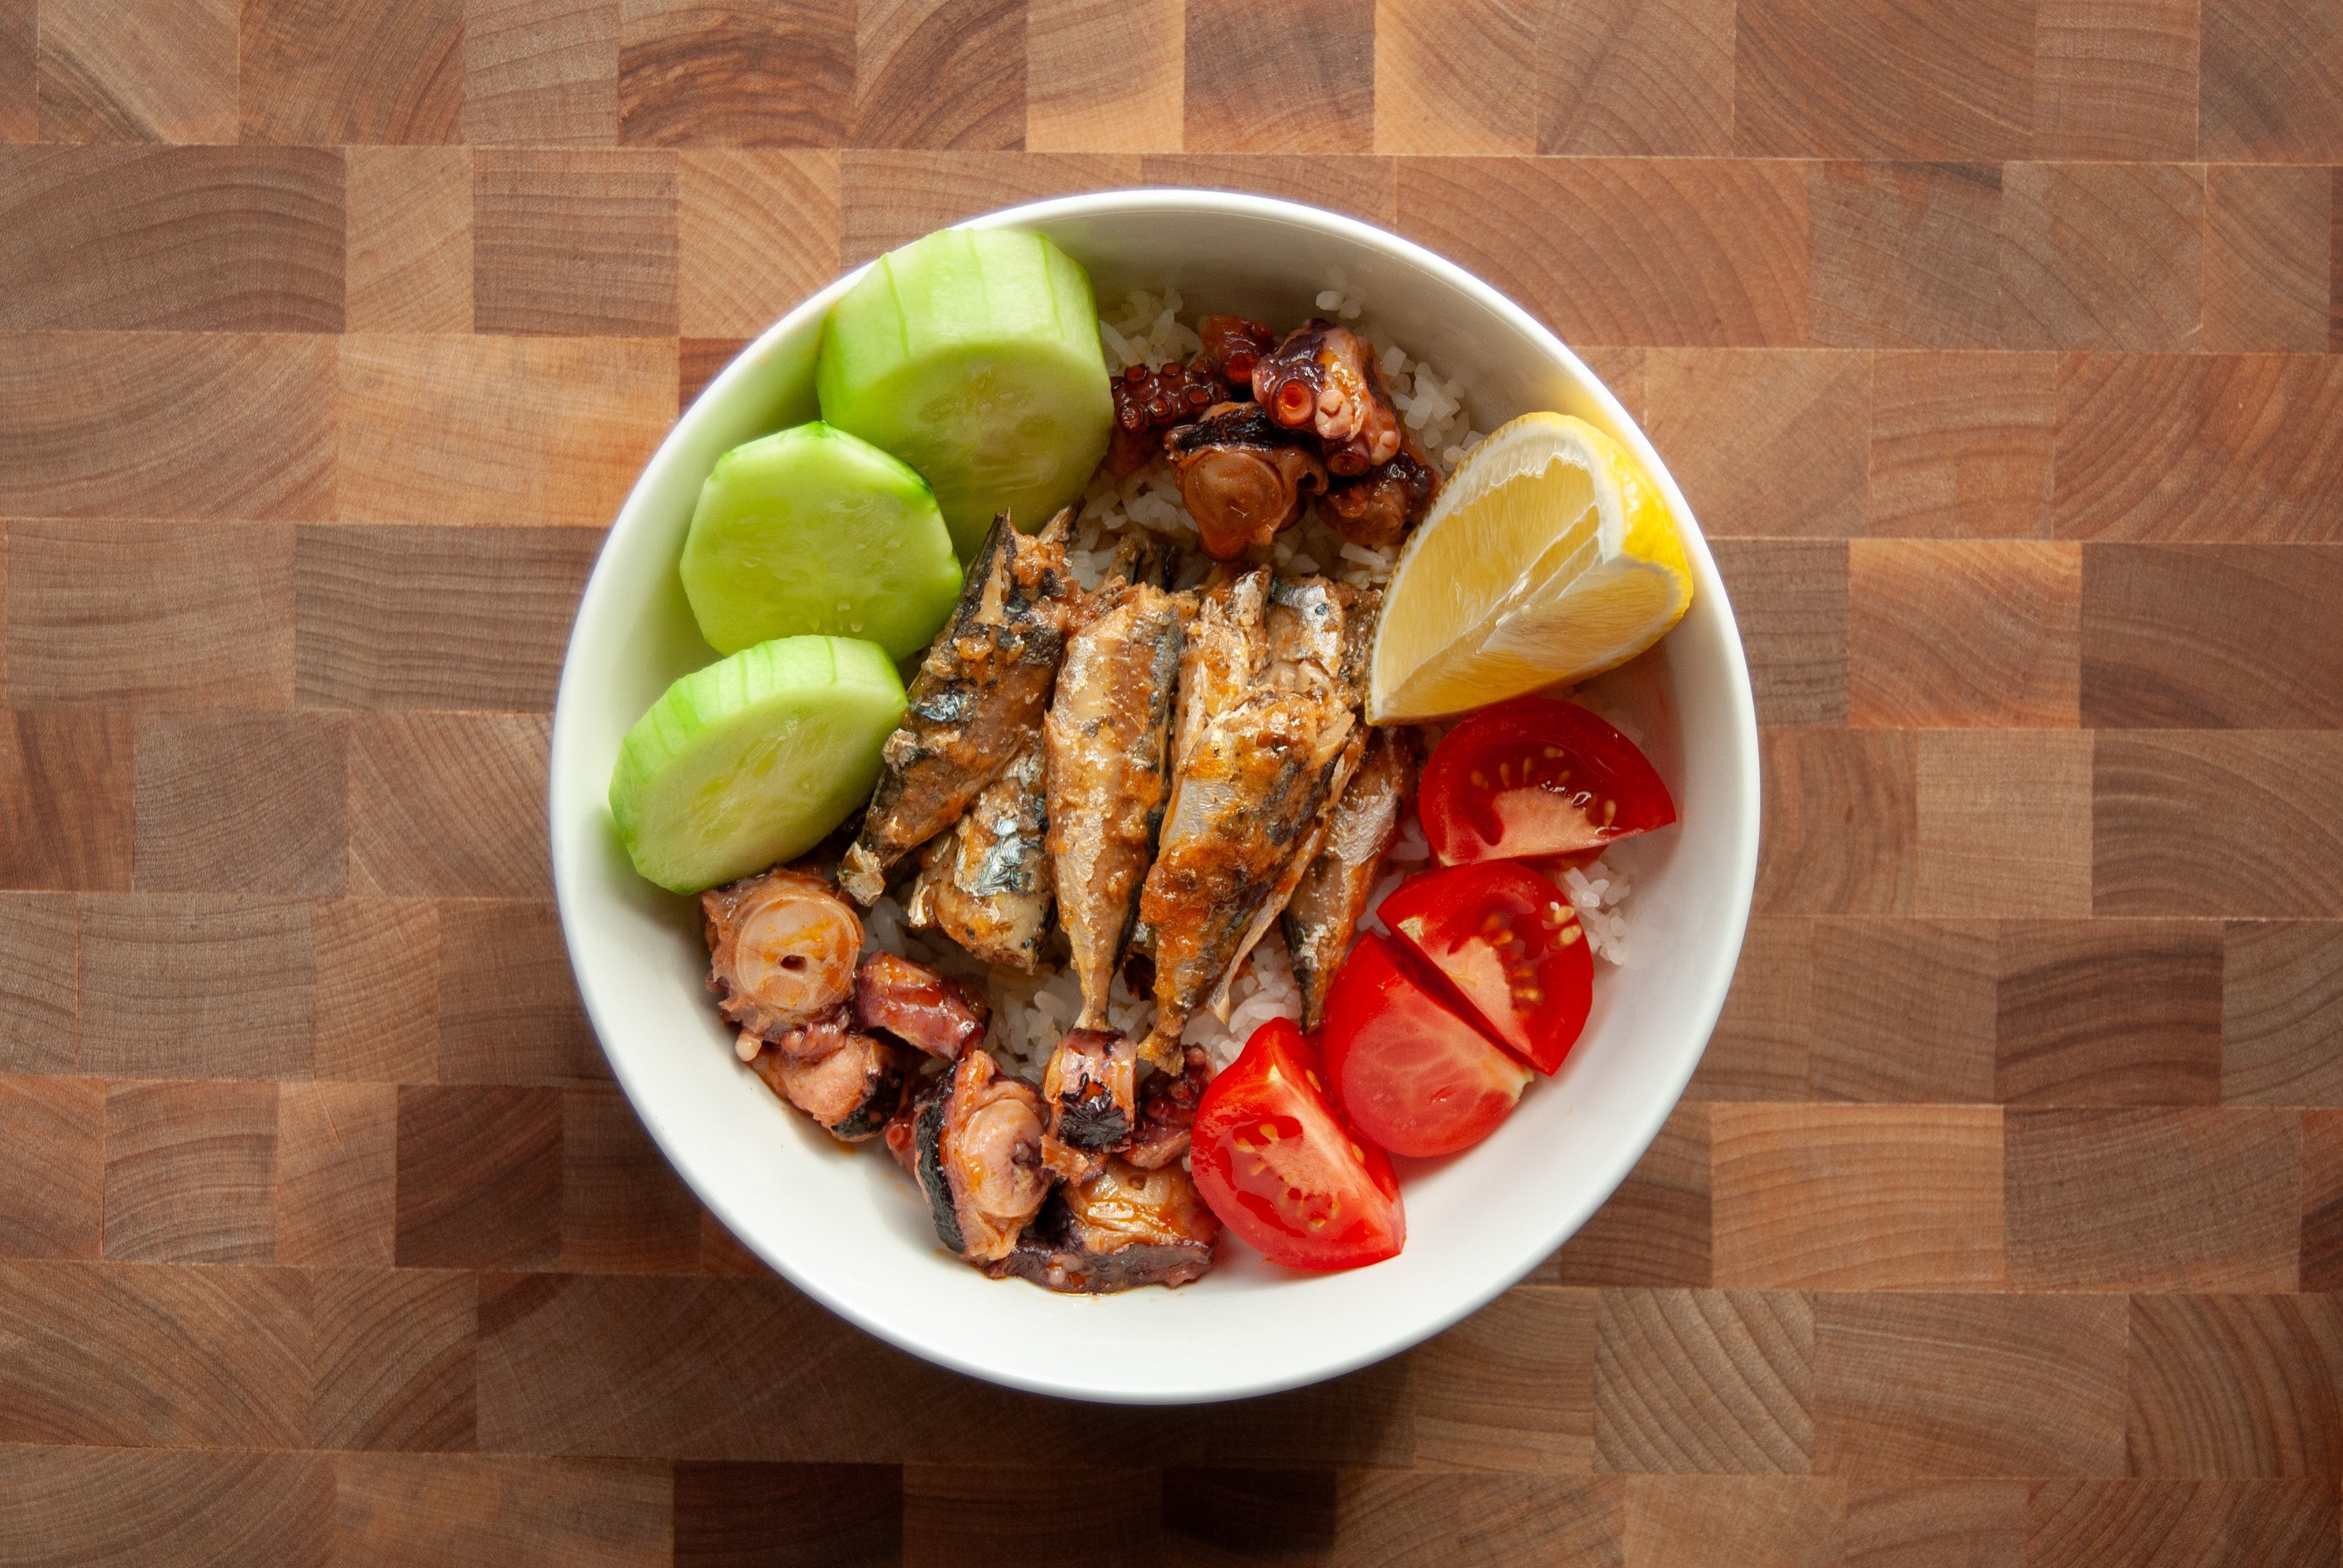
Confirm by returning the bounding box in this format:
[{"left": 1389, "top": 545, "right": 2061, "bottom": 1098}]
[
  {"left": 464, "top": 0, "right": 620, "bottom": 148},
  {"left": 1595, "top": 1290, "right": 1812, "bottom": 1473},
  {"left": 1618, "top": 1475, "right": 1837, "bottom": 1568},
  {"left": 2024, "top": 1478, "right": 2340, "bottom": 1568},
  {"left": 1866, "top": 351, "right": 2054, "bottom": 538},
  {"left": 475, "top": 147, "right": 679, "bottom": 334},
  {"left": 0, "top": 1448, "right": 334, "bottom": 1567},
  {"left": 310, "top": 1266, "right": 475, "bottom": 1449},
  {"left": 2303, "top": 1111, "right": 2343, "bottom": 1293},
  {"left": 676, "top": 1461, "right": 901, "bottom": 1568},
  {"left": 618, "top": 0, "right": 850, "bottom": 148},
  {"left": 1808, "top": 161, "right": 2001, "bottom": 350},
  {"left": 1371, "top": 0, "right": 1531, "bottom": 156},
  {"left": 78, "top": 895, "right": 315, "bottom": 1079},
  {"left": 102, "top": 1078, "right": 279, "bottom": 1263},
  {"left": 2032, "top": 0, "right": 2197, "bottom": 161},
  {"left": 395, "top": 1085, "right": 563, "bottom": 1268},
  {"left": 1184, "top": 0, "right": 1371, "bottom": 155},
  {"left": 1646, "top": 351, "right": 1866, "bottom": 535},
  {"left": 0, "top": 894, "right": 77, "bottom": 1074},
  {"left": 561, "top": 1085, "right": 702, "bottom": 1273},
  {"left": 2091, "top": 731, "right": 2343, "bottom": 918},
  {"left": 1808, "top": 918, "right": 1997, "bottom": 1102},
  {"left": 1914, "top": 728, "right": 2094, "bottom": 918},
  {"left": 677, "top": 148, "right": 838, "bottom": 335},
  {"left": 1546, "top": 1102, "right": 1712, "bottom": 1287},
  {"left": 2198, "top": 0, "right": 2343, "bottom": 161},
  {"left": 438, "top": 900, "right": 602, "bottom": 1082},
  {"left": 2221, "top": 922, "right": 2343, "bottom": 1106},
  {"left": 36, "top": 0, "right": 238, "bottom": 142},
  {"left": 853, "top": 0, "right": 1024, "bottom": 152},
  {"left": 839, "top": 149, "right": 1139, "bottom": 262},
  {"left": 239, "top": 0, "right": 464, "bottom": 145},
  {"left": 1025, "top": 0, "right": 1181, "bottom": 152},
  {"left": 2081, "top": 544, "right": 2343, "bottom": 728},
  {"left": 1138, "top": 150, "right": 1395, "bottom": 227},
  {"left": 348, "top": 713, "right": 552, "bottom": 897},
  {"left": 276, "top": 1080, "right": 399, "bottom": 1266},
  {"left": 1691, "top": 917, "right": 1812, "bottom": 1102},
  {"left": 0, "top": 1076, "right": 101, "bottom": 1258},
  {"left": 346, "top": 145, "right": 473, "bottom": 331},
  {"left": 1535, "top": 0, "right": 1733, "bottom": 157},
  {"left": 334, "top": 1452, "right": 672, "bottom": 1565},
  {"left": 2125, "top": 1292, "right": 2343, "bottom": 1478},
  {"left": 1709, "top": 540, "right": 1846, "bottom": 726},
  {"left": 0, "top": 710, "right": 134, "bottom": 892},
  {"left": 310, "top": 897, "right": 440, "bottom": 1082},
  {"left": 1847, "top": 540, "right": 2080, "bottom": 727},
  {"left": 2203, "top": 165, "right": 2332, "bottom": 354},
  {"left": 1994, "top": 919, "right": 2222, "bottom": 1106},
  {"left": 1734, "top": 0, "right": 2032, "bottom": 159},
  {"left": 131, "top": 711, "right": 348, "bottom": 894},
  {"left": 0, "top": 0, "right": 31, "bottom": 141},
  {"left": 1756, "top": 728, "right": 1916, "bottom": 915},
  {"left": 2001, "top": 160, "right": 2203, "bottom": 352}
]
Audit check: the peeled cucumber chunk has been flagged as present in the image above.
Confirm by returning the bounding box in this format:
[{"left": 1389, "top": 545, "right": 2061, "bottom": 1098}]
[
  {"left": 609, "top": 636, "right": 907, "bottom": 894},
  {"left": 817, "top": 227, "right": 1113, "bottom": 558},
  {"left": 680, "top": 423, "right": 964, "bottom": 661}
]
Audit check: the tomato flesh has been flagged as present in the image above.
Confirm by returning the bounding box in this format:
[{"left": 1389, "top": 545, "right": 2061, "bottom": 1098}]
[
  {"left": 1189, "top": 1018, "right": 1405, "bottom": 1271},
  {"left": 1379, "top": 862, "right": 1594, "bottom": 1076},
  {"left": 1321, "top": 934, "right": 1532, "bottom": 1157},
  {"left": 1420, "top": 697, "right": 1676, "bottom": 866}
]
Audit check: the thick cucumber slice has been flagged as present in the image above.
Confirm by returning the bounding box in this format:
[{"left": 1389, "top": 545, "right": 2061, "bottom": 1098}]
[
  {"left": 680, "top": 423, "right": 963, "bottom": 661},
  {"left": 817, "top": 227, "right": 1113, "bottom": 558},
  {"left": 609, "top": 636, "right": 907, "bottom": 894}
]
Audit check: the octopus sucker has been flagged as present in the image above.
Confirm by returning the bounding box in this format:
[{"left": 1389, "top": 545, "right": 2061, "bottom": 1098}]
[{"left": 1252, "top": 319, "right": 1403, "bottom": 476}]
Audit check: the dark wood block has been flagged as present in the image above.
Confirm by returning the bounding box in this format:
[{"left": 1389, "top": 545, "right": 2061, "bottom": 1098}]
[
  {"left": 1994, "top": 919, "right": 2222, "bottom": 1106},
  {"left": 1374, "top": 0, "right": 1534, "bottom": 156},
  {"left": 395, "top": 1084, "right": 562, "bottom": 1268},
  {"left": 1332, "top": 1472, "right": 1623, "bottom": 1567},
  {"left": 2223, "top": 922, "right": 2343, "bottom": 1106},
  {"left": 345, "top": 144, "right": 471, "bottom": 332},
  {"left": 132, "top": 711, "right": 347, "bottom": 895},
  {"left": 904, "top": 1463, "right": 1159, "bottom": 1566},
  {"left": 1533, "top": 0, "right": 1732, "bottom": 155},
  {"left": 239, "top": 0, "right": 462, "bottom": 144},
  {"left": 1595, "top": 1290, "right": 1812, "bottom": 1474},
  {"left": 1808, "top": 161, "right": 2001, "bottom": 349},
  {"left": 103, "top": 1078, "right": 278, "bottom": 1264},
  {"left": 1163, "top": 1465, "right": 1337, "bottom": 1556},
  {"left": 331, "top": 1452, "right": 672, "bottom": 1563},
  {"left": 0, "top": 709, "right": 134, "bottom": 891},
  {"left": 1867, "top": 351, "right": 2055, "bottom": 539},
  {"left": 0, "top": 894, "right": 76, "bottom": 1073},
  {"left": 2199, "top": 0, "right": 2343, "bottom": 160},
  {"left": 2081, "top": 544, "right": 2343, "bottom": 728},
  {"left": 0, "top": 1077, "right": 102, "bottom": 1258},
  {"left": 438, "top": 900, "right": 603, "bottom": 1083},
  {"left": 1755, "top": 728, "right": 1917, "bottom": 916},
  {"left": 348, "top": 713, "right": 552, "bottom": 898},
  {"left": 1645, "top": 351, "right": 1866, "bottom": 536},
  {"left": 36, "top": 0, "right": 238, "bottom": 142},
  {"left": 1847, "top": 540, "right": 2080, "bottom": 728},
  {"left": 311, "top": 897, "right": 439, "bottom": 1082},
  {"left": 2093, "top": 731, "right": 2343, "bottom": 918},
  {"left": 675, "top": 1461, "right": 902, "bottom": 1568},
  {"left": 79, "top": 894, "right": 314, "bottom": 1078},
  {"left": 2022, "top": 1478, "right": 2340, "bottom": 1568},
  {"left": 1810, "top": 918, "right": 1998, "bottom": 1102},
  {"left": 310, "top": 1266, "right": 475, "bottom": 1451},
  {"left": 2126, "top": 1294, "right": 2343, "bottom": 1478},
  {"left": 678, "top": 148, "right": 838, "bottom": 336},
  {"left": 2031, "top": 0, "right": 2198, "bottom": 159},
  {"left": 1137, "top": 152, "right": 1394, "bottom": 227},
  {"left": 1546, "top": 1102, "right": 1711, "bottom": 1286},
  {"left": 2004, "top": 1107, "right": 2300, "bottom": 1290},
  {"left": 461, "top": 0, "right": 619, "bottom": 148},
  {"left": 853, "top": 0, "right": 1024, "bottom": 151},
  {"left": 1687, "top": 917, "right": 1811, "bottom": 1103},
  {"left": 2303, "top": 1109, "right": 2343, "bottom": 1291},
  {"left": 1840, "top": 1478, "right": 2025, "bottom": 1568},
  {"left": 2000, "top": 161, "right": 2203, "bottom": 352},
  {"left": 274, "top": 1080, "right": 397, "bottom": 1266},
  {"left": 2203, "top": 164, "right": 2332, "bottom": 354},
  {"left": 0, "top": 0, "right": 32, "bottom": 141},
  {"left": 561, "top": 1086, "right": 700, "bottom": 1273},
  {"left": 1409, "top": 1285, "right": 1596, "bottom": 1471},
  {"left": 1184, "top": 0, "right": 1370, "bottom": 154},
  {"left": 0, "top": 1449, "right": 332, "bottom": 1567},
  {"left": 1734, "top": 0, "right": 2032, "bottom": 158},
  {"left": 620, "top": 0, "right": 851, "bottom": 146},
  {"left": 1710, "top": 540, "right": 1846, "bottom": 727},
  {"left": 474, "top": 148, "right": 678, "bottom": 336}
]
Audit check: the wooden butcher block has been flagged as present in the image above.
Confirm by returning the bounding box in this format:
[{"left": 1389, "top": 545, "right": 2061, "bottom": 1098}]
[{"left": 1, "top": 0, "right": 2340, "bottom": 1562}]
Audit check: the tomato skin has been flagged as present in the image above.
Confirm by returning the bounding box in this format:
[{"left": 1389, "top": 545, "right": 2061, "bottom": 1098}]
[
  {"left": 1420, "top": 697, "right": 1676, "bottom": 866},
  {"left": 1379, "top": 862, "right": 1594, "bottom": 1076},
  {"left": 1189, "top": 1018, "right": 1405, "bottom": 1271},
  {"left": 1321, "top": 934, "right": 1533, "bottom": 1157}
]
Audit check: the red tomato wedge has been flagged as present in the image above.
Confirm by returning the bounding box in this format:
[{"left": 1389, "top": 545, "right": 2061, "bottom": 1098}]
[
  {"left": 1420, "top": 697, "right": 1676, "bottom": 866},
  {"left": 1321, "top": 934, "right": 1532, "bottom": 1157},
  {"left": 1379, "top": 862, "right": 1594, "bottom": 1075},
  {"left": 1189, "top": 1018, "right": 1405, "bottom": 1271}
]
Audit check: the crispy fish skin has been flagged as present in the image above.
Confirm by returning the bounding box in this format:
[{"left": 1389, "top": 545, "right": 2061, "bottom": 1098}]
[
  {"left": 1045, "top": 574, "right": 1189, "bottom": 1028},
  {"left": 905, "top": 743, "right": 1054, "bottom": 970},
  {"left": 1283, "top": 726, "right": 1414, "bottom": 1030},
  {"left": 838, "top": 510, "right": 1075, "bottom": 906}
]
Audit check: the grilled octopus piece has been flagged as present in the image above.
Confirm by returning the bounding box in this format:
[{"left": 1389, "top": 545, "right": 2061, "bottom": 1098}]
[
  {"left": 910, "top": 1047, "right": 1051, "bottom": 1263},
  {"left": 743, "top": 1020, "right": 903, "bottom": 1143},
  {"left": 985, "top": 1158, "right": 1219, "bottom": 1293},
  {"left": 1124, "top": 1046, "right": 1211, "bottom": 1170},
  {"left": 1039, "top": 1027, "right": 1138, "bottom": 1182},
  {"left": 700, "top": 867, "right": 862, "bottom": 1042},
  {"left": 1107, "top": 362, "right": 1226, "bottom": 477},
  {"left": 1252, "top": 320, "right": 1403, "bottom": 477},
  {"left": 1166, "top": 402, "right": 1328, "bottom": 561},
  {"left": 1323, "top": 440, "right": 1442, "bottom": 548},
  {"left": 1196, "top": 315, "right": 1275, "bottom": 390},
  {"left": 853, "top": 951, "right": 990, "bottom": 1059}
]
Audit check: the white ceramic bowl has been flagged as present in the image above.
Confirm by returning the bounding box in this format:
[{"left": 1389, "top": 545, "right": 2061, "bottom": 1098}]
[{"left": 551, "top": 190, "right": 1759, "bottom": 1405}]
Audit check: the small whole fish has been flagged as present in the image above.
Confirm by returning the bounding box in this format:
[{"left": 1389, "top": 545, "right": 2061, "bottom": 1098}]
[
  {"left": 839, "top": 509, "right": 1076, "bottom": 906},
  {"left": 1283, "top": 726, "right": 1414, "bottom": 1031},
  {"left": 906, "top": 743, "right": 1054, "bottom": 971}
]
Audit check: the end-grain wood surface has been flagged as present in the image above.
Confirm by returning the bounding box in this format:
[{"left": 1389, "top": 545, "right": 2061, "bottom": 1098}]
[{"left": 1, "top": 1, "right": 2340, "bottom": 1563}]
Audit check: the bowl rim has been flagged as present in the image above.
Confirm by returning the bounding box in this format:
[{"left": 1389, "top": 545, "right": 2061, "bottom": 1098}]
[{"left": 551, "top": 187, "right": 1761, "bottom": 1403}]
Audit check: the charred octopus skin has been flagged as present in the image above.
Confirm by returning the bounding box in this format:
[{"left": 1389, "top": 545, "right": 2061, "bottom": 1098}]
[
  {"left": 1323, "top": 441, "right": 1442, "bottom": 549},
  {"left": 912, "top": 1048, "right": 1052, "bottom": 1263},
  {"left": 1252, "top": 320, "right": 1403, "bottom": 476},
  {"left": 745, "top": 1025, "right": 903, "bottom": 1143},
  {"left": 1039, "top": 1028, "right": 1138, "bottom": 1182},
  {"left": 700, "top": 868, "right": 862, "bottom": 1041},
  {"left": 1195, "top": 315, "right": 1274, "bottom": 390},
  {"left": 1166, "top": 401, "right": 1329, "bottom": 561},
  {"left": 853, "top": 951, "right": 990, "bottom": 1059},
  {"left": 985, "top": 1158, "right": 1220, "bottom": 1293},
  {"left": 1124, "top": 1046, "right": 1211, "bottom": 1170}
]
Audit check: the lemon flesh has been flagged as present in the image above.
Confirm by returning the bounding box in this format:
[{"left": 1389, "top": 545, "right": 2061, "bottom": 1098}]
[{"left": 1368, "top": 412, "right": 1692, "bottom": 723}]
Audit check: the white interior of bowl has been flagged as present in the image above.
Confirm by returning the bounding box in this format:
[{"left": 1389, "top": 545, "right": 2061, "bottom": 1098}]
[{"left": 551, "top": 191, "right": 1760, "bottom": 1404}]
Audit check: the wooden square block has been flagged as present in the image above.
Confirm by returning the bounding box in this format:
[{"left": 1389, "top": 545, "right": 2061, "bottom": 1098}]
[
  {"left": 2223, "top": 921, "right": 2343, "bottom": 1106},
  {"left": 2200, "top": 0, "right": 2343, "bottom": 160},
  {"left": 2126, "top": 1294, "right": 2343, "bottom": 1478},
  {"left": 1994, "top": 919, "right": 2221, "bottom": 1105},
  {"left": 2303, "top": 1109, "right": 2343, "bottom": 1291},
  {"left": 347, "top": 145, "right": 471, "bottom": 332},
  {"left": 1345, "top": 1475, "right": 1624, "bottom": 1563},
  {"left": 103, "top": 1079, "right": 279, "bottom": 1263},
  {"left": 275, "top": 1079, "right": 398, "bottom": 1266},
  {"left": 239, "top": 0, "right": 463, "bottom": 144},
  {"left": 1809, "top": 918, "right": 1997, "bottom": 1102},
  {"left": 678, "top": 148, "right": 838, "bottom": 336},
  {"left": 1596, "top": 1290, "right": 1812, "bottom": 1474},
  {"left": 905, "top": 1465, "right": 1162, "bottom": 1562},
  {"left": 2031, "top": 0, "right": 2199, "bottom": 159},
  {"left": 0, "top": 1076, "right": 102, "bottom": 1258},
  {"left": 6, "top": 519, "right": 295, "bottom": 709},
  {"left": 0, "top": 0, "right": 31, "bottom": 142},
  {"left": 1840, "top": 1480, "right": 2026, "bottom": 1568},
  {"left": 2023, "top": 1479, "right": 2340, "bottom": 1568},
  {"left": 2000, "top": 161, "right": 2204, "bottom": 352},
  {"left": 1709, "top": 541, "right": 1846, "bottom": 727},
  {"left": 0, "top": 709, "right": 135, "bottom": 891},
  {"left": 311, "top": 1266, "right": 475, "bottom": 1450},
  {"left": 1734, "top": 0, "right": 2032, "bottom": 158},
  {"left": 332, "top": 1453, "right": 672, "bottom": 1563},
  {"left": 2203, "top": 165, "right": 2331, "bottom": 353},
  {"left": 1396, "top": 159, "right": 1810, "bottom": 347},
  {"left": 395, "top": 1084, "right": 562, "bottom": 1268},
  {"left": 80, "top": 896, "right": 315, "bottom": 1078},
  {"left": 1184, "top": 0, "right": 1371, "bottom": 154},
  {"left": 349, "top": 713, "right": 551, "bottom": 897},
  {"left": 839, "top": 149, "right": 1139, "bottom": 263},
  {"left": 1812, "top": 1292, "right": 2128, "bottom": 1476},
  {"left": 0, "top": 1450, "right": 332, "bottom": 1565},
  {"left": 1373, "top": 0, "right": 1533, "bottom": 155},
  {"left": 1645, "top": 351, "right": 1866, "bottom": 536},
  {"left": 1847, "top": 540, "right": 2080, "bottom": 728},
  {"left": 2004, "top": 1106, "right": 2301, "bottom": 1290},
  {"left": 0, "top": 894, "right": 78, "bottom": 1074},
  {"left": 2082, "top": 543, "right": 2343, "bottom": 728},
  {"left": 36, "top": 0, "right": 237, "bottom": 142},
  {"left": 132, "top": 711, "right": 349, "bottom": 895},
  {"left": 313, "top": 898, "right": 440, "bottom": 1082},
  {"left": 2093, "top": 731, "right": 2343, "bottom": 918},
  {"left": 561, "top": 1085, "right": 700, "bottom": 1271},
  {"left": 295, "top": 524, "right": 601, "bottom": 711},
  {"left": 475, "top": 148, "right": 678, "bottom": 335},
  {"left": 1137, "top": 152, "right": 1394, "bottom": 228},
  {"left": 0, "top": 332, "right": 337, "bottom": 520},
  {"left": 336, "top": 333, "right": 674, "bottom": 527},
  {"left": 853, "top": 0, "right": 1024, "bottom": 150},
  {"left": 1868, "top": 351, "right": 2054, "bottom": 539},
  {"left": 1025, "top": 0, "right": 1181, "bottom": 152},
  {"left": 619, "top": 0, "right": 851, "bottom": 146},
  {"left": 438, "top": 900, "right": 603, "bottom": 1082},
  {"left": 1689, "top": 917, "right": 1810, "bottom": 1102},
  {"left": 1713, "top": 1104, "right": 2004, "bottom": 1290},
  {"left": 675, "top": 1461, "right": 903, "bottom": 1567},
  {"left": 2052, "top": 354, "right": 2343, "bottom": 542},
  {"left": 1533, "top": 0, "right": 1732, "bottom": 156},
  {"left": 1407, "top": 1286, "right": 1595, "bottom": 1472},
  {"left": 1164, "top": 1466, "right": 1338, "bottom": 1555},
  {"left": 1808, "top": 161, "right": 2002, "bottom": 349},
  {"left": 680, "top": 335, "right": 751, "bottom": 408},
  {"left": 1756, "top": 728, "right": 1917, "bottom": 916},
  {"left": 1914, "top": 728, "right": 2093, "bottom": 918},
  {"left": 1617, "top": 1476, "right": 1838, "bottom": 1568},
  {"left": 462, "top": 0, "right": 619, "bottom": 147},
  {"left": 1546, "top": 1102, "right": 1710, "bottom": 1286}
]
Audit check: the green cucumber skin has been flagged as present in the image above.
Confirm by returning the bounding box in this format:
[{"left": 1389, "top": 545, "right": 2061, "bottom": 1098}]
[
  {"left": 679, "top": 422, "right": 963, "bottom": 661},
  {"left": 609, "top": 636, "right": 907, "bottom": 895},
  {"left": 817, "top": 228, "right": 1113, "bottom": 559}
]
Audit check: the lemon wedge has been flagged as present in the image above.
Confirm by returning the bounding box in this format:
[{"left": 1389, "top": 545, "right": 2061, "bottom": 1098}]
[{"left": 1368, "top": 412, "right": 1693, "bottom": 723}]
